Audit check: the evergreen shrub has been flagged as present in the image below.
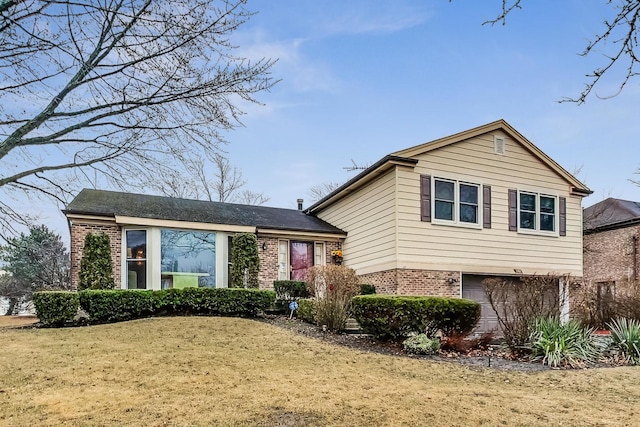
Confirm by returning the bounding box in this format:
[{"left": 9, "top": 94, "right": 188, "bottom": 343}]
[{"left": 351, "top": 295, "right": 480, "bottom": 340}]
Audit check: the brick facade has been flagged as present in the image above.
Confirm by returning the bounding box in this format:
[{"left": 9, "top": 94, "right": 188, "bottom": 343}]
[
  {"left": 256, "top": 237, "right": 343, "bottom": 290},
  {"left": 359, "top": 268, "right": 460, "bottom": 297},
  {"left": 257, "top": 236, "right": 279, "bottom": 289},
  {"left": 584, "top": 225, "right": 640, "bottom": 285},
  {"left": 70, "top": 219, "right": 344, "bottom": 291},
  {"left": 70, "top": 220, "right": 122, "bottom": 289}
]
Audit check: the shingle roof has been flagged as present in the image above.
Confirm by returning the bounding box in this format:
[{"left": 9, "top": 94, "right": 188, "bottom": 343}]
[
  {"left": 64, "top": 189, "right": 346, "bottom": 235},
  {"left": 584, "top": 197, "right": 640, "bottom": 232}
]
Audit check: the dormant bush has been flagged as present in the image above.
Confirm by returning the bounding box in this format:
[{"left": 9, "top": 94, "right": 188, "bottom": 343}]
[{"left": 306, "top": 265, "right": 360, "bottom": 332}]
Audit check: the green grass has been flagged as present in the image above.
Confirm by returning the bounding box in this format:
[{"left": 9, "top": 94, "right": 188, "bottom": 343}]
[{"left": 0, "top": 317, "right": 639, "bottom": 426}]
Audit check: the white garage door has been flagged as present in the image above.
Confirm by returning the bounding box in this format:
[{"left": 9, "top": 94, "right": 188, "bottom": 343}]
[{"left": 461, "top": 275, "right": 500, "bottom": 335}]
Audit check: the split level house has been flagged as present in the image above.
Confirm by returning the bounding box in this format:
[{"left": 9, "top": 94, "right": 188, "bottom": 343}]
[{"left": 65, "top": 119, "right": 591, "bottom": 333}]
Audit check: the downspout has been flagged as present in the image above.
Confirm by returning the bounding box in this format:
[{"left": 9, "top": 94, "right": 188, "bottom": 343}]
[{"left": 633, "top": 235, "right": 638, "bottom": 282}]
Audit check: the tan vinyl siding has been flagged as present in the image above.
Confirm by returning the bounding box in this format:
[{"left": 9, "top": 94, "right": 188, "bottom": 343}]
[
  {"left": 316, "top": 169, "right": 397, "bottom": 274},
  {"left": 396, "top": 130, "right": 584, "bottom": 276}
]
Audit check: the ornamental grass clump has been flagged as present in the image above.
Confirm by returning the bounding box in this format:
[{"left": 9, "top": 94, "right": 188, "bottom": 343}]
[
  {"left": 306, "top": 265, "right": 360, "bottom": 332},
  {"left": 530, "top": 317, "right": 601, "bottom": 368},
  {"left": 607, "top": 317, "right": 640, "bottom": 365}
]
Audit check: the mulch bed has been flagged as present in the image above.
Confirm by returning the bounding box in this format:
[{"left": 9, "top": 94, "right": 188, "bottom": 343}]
[{"left": 258, "top": 315, "right": 551, "bottom": 372}]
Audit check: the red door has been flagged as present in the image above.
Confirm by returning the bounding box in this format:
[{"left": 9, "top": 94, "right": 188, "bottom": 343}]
[{"left": 291, "top": 241, "right": 313, "bottom": 281}]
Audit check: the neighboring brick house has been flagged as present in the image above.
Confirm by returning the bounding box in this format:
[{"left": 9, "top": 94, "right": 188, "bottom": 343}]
[
  {"left": 64, "top": 190, "right": 345, "bottom": 290},
  {"left": 583, "top": 198, "right": 640, "bottom": 297}
]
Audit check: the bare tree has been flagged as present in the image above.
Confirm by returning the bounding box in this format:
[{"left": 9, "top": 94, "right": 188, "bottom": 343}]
[
  {"left": 151, "top": 153, "right": 270, "bottom": 205},
  {"left": 308, "top": 181, "right": 342, "bottom": 203},
  {"left": 479, "top": 0, "right": 640, "bottom": 104},
  {"left": 0, "top": 0, "right": 276, "bottom": 237},
  {"left": 235, "top": 189, "right": 270, "bottom": 205},
  {"left": 209, "top": 153, "right": 246, "bottom": 202}
]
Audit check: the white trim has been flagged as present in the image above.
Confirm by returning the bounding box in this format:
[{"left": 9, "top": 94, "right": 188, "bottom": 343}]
[
  {"left": 314, "top": 241, "right": 326, "bottom": 266},
  {"left": 257, "top": 228, "right": 345, "bottom": 240},
  {"left": 559, "top": 278, "right": 570, "bottom": 324},
  {"left": 115, "top": 216, "right": 255, "bottom": 233},
  {"left": 278, "top": 239, "right": 290, "bottom": 280}
]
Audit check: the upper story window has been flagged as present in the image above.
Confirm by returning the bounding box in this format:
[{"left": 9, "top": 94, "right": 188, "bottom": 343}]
[
  {"left": 433, "top": 178, "right": 480, "bottom": 225},
  {"left": 421, "top": 175, "right": 491, "bottom": 229},
  {"left": 517, "top": 191, "right": 557, "bottom": 233}
]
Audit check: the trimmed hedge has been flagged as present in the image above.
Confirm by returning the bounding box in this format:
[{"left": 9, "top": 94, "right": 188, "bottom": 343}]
[
  {"left": 351, "top": 295, "right": 480, "bottom": 340},
  {"left": 33, "top": 291, "right": 79, "bottom": 326},
  {"left": 79, "top": 289, "right": 156, "bottom": 323},
  {"left": 297, "top": 298, "right": 316, "bottom": 324},
  {"left": 34, "top": 288, "right": 276, "bottom": 326}
]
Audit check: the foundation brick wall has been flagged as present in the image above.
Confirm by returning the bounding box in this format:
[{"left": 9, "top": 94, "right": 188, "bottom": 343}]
[
  {"left": 358, "top": 270, "right": 398, "bottom": 294},
  {"left": 396, "top": 269, "right": 460, "bottom": 297},
  {"left": 358, "top": 268, "right": 460, "bottom": 297},
  {"left": 584, "top": 225, "right": 640, "bottom": 284},
  {"left": 70, "top": 220, "right": 122, "bottom": 290}
]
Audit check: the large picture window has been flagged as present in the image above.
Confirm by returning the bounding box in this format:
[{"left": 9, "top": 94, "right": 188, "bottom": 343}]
[
  {"left": 433, "top": 178, "right": 480, "bottom": 225},
  {"left": 160, "top": 229, "right": 216, "bottom": 289},
  {"left": 519, "top": 192, "right": 557, "bottom": 232}
]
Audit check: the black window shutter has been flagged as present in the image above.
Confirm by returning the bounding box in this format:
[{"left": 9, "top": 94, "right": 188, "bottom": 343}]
[
  {"left": 559, "top": 196, "right": 567, "bottom": 236},
  {"left": 420, "top": 175, "right": 431, "bottom": 222},
  {"left": 483, "top": 185, "right": 491, "bottom": 228},
  {"left": 508, "top": 189, "right": 517, "bottom": 231}
]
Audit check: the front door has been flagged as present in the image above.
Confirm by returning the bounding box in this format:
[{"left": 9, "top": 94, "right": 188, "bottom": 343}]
[{"left": 291, "top": 241, "right": 314, "bottom": 281}]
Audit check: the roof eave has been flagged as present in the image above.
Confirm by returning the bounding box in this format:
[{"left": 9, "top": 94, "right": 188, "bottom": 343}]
[{"left": 305, "top": 155, "right": 418, "bottom": 214}]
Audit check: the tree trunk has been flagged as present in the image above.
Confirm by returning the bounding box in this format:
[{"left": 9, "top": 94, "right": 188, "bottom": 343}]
[{"left": 4, "top": 297, "right": 18, "bottom": 316}]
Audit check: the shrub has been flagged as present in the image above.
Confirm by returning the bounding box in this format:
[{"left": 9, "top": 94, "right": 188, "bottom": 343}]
[
  {"left": 230, "top": 233, "right": 259, "bottom": 288},
  {"left": 78, "top": 288, "right": 276, "bottom": 324},
  {"left": 529, "top": 317, "right": 601, "bottom": 368},
  {"left": 359, "top": 284, "right": 376, "bottom": 295},
  {"left": 79, "top": 289, "right": 156, "bottom": 323},
  {"left": 273, "top": 280, "right": 309, "bottom": 301},
  {"left": 33, "top": 291, "right": 79, "bottom": 326},
  {"left": 78, "top": 232, "right": 114, "bottom": 290},
  {"left": 297, "top": 298, "right": 316, "bottom": 323},
  {"left": 482, "top": 274, "right": 567, "bottom": 351},
  {"left": 607, "top": 317, "right": 640, "bottom": 365},
  {"left": 571, "top": 281, "right": 617, "bottom": 329},
  {"left": 441, "top": 331, "right": 495, "bottom": 353},
  {"left": 351, "top": 295, "right": 480, "bottom": 340},
  {"left": 403, "top": 333, "right": 440, "bottom": 355},
  {"left": 306, "top": 265, "right": 360, "bottom": 331}
]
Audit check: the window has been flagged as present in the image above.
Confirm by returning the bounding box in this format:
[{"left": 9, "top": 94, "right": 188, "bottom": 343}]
[
  {"left": 126, "top": 230, "right": 147, "bottom": 289},
  {"left": 160, "top": 229, "right": 216, "bottom": 289},
  {"left": 433, "top": 178, "right": 480, "bottom": 225},
  {"left": 518, "top": 192, "right": 557, "bottom": 232}
]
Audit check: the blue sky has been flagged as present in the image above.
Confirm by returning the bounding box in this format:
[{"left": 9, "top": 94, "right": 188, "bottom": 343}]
[
  {"left": 33, "top": 0, "right": 640, "bottom": 240},
  {"left": 225, "top": 0, "right": 639, "bottom": 208}
]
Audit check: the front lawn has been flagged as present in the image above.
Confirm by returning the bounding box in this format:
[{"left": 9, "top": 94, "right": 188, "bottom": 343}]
[
  {"left": 0, "top": 315, "right": 37, "bottom": 328},
  {"left": 0, "top": 317, "right": 638, "bottom": 426}
]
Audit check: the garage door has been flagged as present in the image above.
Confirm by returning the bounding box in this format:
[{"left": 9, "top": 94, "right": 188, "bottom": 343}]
[{"left": 461, "top": 274, "right": 500, "bottom": 335}]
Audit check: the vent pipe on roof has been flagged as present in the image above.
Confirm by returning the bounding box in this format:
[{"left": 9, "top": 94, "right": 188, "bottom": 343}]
[{"left": 297, "top": 198, "right": 303, "bottom": 211}]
